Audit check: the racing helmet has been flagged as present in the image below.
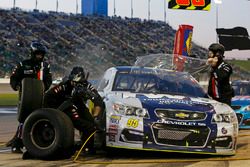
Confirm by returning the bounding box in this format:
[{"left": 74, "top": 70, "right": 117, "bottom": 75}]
[
  {"left": 69, "top": 66, "right": 86, "bottom": 83},
  {"left": 208, "top": 43, "right": 225, "bottom": 58},
  {"left": 30, "top": 41, "right": 47, "bottom": 62}
]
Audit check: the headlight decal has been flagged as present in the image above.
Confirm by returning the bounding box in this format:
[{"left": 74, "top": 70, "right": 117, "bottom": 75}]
[
  {"left": 112, "top": 103, "right": 149, "bottom": 118},
  {"left": 212, "top": 112, "right": 237, "bottom": 123}
]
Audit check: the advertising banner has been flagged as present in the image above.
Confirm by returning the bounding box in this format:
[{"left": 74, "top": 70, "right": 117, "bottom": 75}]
[
  {"left": 173, "top": 25, "right": 193, "bottom": 71},
  {"left": 168, "top": 0, "right": 211, "bottom": 11},
  {"left": 173, "top": 24, "right": 193, "bottom": 56}
]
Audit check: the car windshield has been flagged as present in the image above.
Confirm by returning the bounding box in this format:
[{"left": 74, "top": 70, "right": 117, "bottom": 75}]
[
  {"left": 232, "top": 83, "right": 250, "bottom": 96},
  {"left": 112, "top": 68, "right": 206, "bottom": 98}
]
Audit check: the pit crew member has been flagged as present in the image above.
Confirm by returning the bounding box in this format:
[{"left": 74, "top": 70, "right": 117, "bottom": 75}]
[
  {"left": 207, "top": 43, "right": 234, "bottom": 106},
  {"left": 7, "top": 41, "right": 52, "bottom": 153},
  {"left": 43, "top": 66, "right": 103, "bottom": 153}
]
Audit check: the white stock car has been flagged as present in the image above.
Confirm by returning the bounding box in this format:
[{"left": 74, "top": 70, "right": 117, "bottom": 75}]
[{"left": 97, "top": 66, "right": 238, "bottom": 155}]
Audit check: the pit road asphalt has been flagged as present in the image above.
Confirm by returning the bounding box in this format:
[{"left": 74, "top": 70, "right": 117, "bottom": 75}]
[{"left": 1, "top": 110, "right": 250, "bottom": 167}]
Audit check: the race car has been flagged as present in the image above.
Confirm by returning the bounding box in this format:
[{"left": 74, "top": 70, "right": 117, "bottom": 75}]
[
  {"left": 97, "top": 66, "right": 238, "bottom": 155},
  {"left": 231, "top": 80, "right": 250, "bottom": 129},
  {"left": 19, "top": 54, "right": 238, "bottom": 159}
]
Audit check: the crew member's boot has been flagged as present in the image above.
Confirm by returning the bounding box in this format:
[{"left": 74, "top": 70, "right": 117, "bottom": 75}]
[
  {"left": 11, "top": 137, "right": 23, "bottom": 153},
  {"left": 79, "top": 129, "right": 96, "bottom": 155},
  {"left": 10, "top": 123, "right": 24, "bottom": 153}
]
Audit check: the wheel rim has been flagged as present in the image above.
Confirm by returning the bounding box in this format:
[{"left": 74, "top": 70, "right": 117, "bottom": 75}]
[{"left": 31, "top": 119, "right": 56, "bottom": 149}]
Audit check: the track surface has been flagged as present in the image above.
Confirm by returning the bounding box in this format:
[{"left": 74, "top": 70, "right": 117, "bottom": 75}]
[
  {"left": 0, "top": 83, "right": 15, "bottom": 94},
  {"left": 1, "top": 111, "right": 250, "bottom": 167}
]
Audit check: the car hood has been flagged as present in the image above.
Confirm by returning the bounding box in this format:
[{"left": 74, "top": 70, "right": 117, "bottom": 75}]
[{"left": 107, "top": 92, "right": 232, "bottom": 114}]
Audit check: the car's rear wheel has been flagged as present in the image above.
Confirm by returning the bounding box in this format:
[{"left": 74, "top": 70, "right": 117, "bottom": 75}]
[
  {"left": 18, "top": 78, "right": 44, "bottom": 123},
  {"left": 22, "top": 108, "right": 75, "bottom": 159}
]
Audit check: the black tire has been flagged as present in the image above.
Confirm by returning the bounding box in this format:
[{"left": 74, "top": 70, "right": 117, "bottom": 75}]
[
  {"left": 22, "top": 108, "right": 74, "bottom": 159},
  {"left": 18, "top": 78, "right": 44, "bottom": 123}
]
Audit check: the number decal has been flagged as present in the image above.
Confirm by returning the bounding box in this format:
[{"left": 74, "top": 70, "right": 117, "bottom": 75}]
[
  {"left": 176, "top": 0, "right": 190, "bottom": 6},
  {"left": 176, "top": 0, "right": 205, "bottom": 7},
  {"left": 192, "top": 0, "right": 205, "bottom": 6},
  {"left": 127, "top": 119, "right": 139, "bottom": 128}
]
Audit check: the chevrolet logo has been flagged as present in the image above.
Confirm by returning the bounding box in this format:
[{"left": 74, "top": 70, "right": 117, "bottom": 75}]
[{"left": 175, "top": 112, "right": 189, "bottom": 119}]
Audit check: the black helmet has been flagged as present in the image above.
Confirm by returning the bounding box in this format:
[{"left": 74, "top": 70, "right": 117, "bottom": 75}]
[
  {"left": 69, "top": 66, "right": 85, "bottom": 83},
  {"left": 30, "top": 41, "right": 47, "bottom": 61},
  {"left": 208, "top": 43, "right": 225, "bottom": 57}
]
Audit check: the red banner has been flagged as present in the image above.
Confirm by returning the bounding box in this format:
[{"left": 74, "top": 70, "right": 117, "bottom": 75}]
[
  {"left": 173, "top": 25, "right": 193, "bottom": 71},
  {"left": 173, "top": 24, "right": 193, "bottom": 56}
]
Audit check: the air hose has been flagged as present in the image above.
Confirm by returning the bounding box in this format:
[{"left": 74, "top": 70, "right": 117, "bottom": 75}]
[{"left": 73, "top": 130, "right": 97, "bottom": 162}]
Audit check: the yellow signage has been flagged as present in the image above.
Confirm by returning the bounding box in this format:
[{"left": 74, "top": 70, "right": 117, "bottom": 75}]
[{"left": 168, "top": 0, "right": 211, "bottom": 11}]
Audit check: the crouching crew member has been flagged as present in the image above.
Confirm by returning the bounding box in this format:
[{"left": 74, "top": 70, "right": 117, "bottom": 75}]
[{"left": 43, "top": 66, "right": 103, "bottom": 153}]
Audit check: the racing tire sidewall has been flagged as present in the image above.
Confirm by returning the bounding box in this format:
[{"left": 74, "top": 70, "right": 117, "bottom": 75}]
[
  {"left": 18, "top": 78, "right": 44, "bottom": 123},
  {"left": 22, "top": 108, "right": 74, "bottom": 159}
]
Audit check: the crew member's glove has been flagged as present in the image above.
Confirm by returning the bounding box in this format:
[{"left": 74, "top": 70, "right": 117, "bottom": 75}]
[
  {"left": 72, "top": 84, "right": 87, "bottom": 97},
  {"left": 206, "top": 56, "right": 218, "bottom": 67}
]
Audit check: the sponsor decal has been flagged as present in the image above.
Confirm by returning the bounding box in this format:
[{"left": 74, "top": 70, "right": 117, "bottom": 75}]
[
  {"left": 108, "top": 124, "right": 118, "bottom": 142},
  {"left": 143, "top": 97, "right": 204, "bottom": 106},
  {"left": 127, "top": 118, "right": 139, "bottom": 128},
  {"left": 111, "top": 115, "right": 121, "bottom": 120},
  {"left": 221, "top": 127, "right": 228, "bottom": 134},
  {"left": 110, "top": 115, "right": 121, "bottom": 124},
  {"left": 158, "top": 120, "right": 206, "bottom": 126},
  {"left": 108, "top": 124, "right": 118, "bottom": 134},
  {"left": 24, "top": 70, "right": 34, "bottom": 74},
  {"left": 128, "top": 69, "right": 156, "bottom": 75}
]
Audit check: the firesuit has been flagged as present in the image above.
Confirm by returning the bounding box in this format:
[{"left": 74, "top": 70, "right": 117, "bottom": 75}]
[
  {"left": 10, "top": 59, "right": 51, "bottom": 91},
  {"left": 7, "top": 41, "right": 52, "bottom": 153},
  {"left": 207, "top": 43, "right": 234, "bottom": 106}
]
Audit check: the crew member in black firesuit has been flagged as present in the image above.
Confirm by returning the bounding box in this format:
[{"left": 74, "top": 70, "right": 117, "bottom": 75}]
[
  {"left": 207, "top": 43, "right": 234, "bottom": 106},
  {"left": 7, "top": 41, "right": 52, "bottom": 153},
  {"left": 43, "top": 66, "right": 103, "bottom": 153}
]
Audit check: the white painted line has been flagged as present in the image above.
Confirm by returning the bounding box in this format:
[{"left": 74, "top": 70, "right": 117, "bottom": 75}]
[
  {"left": 0, "top": 149, "right": 11, "bottom": 153},
  {"left": 0, "top": 107, "right": 17, "bottom": 114}
]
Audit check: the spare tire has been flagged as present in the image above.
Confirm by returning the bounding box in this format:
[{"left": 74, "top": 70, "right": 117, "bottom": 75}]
[
  {"left": 18, "top": 78, "right": 44, "bottom": 123},
  {"left": 22, "top": 108, "right": 74, "bottom": 159}
]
